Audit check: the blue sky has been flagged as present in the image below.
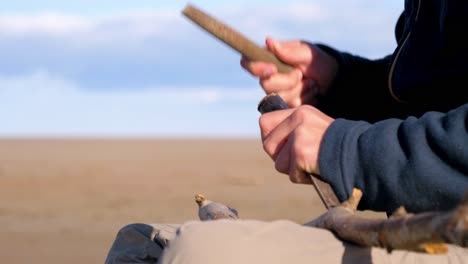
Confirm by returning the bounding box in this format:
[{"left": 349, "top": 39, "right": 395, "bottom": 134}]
[{"left": 0, "top": 0, "right": 403, "bottom": 138}]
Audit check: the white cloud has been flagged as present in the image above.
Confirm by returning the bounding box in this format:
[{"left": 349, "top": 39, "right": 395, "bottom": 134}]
[
  {"left": 0, "top": 9, "right": 186, "bottom": 38},
  {"left": 0, "top": 71, "right": 263, "bottom": 137},
  {"left": 0, "top": 1, "right": 401, "bottom": 54},
  {"left": 0, "top": 1, "right": 403, "bottom": 136},
  {"left": 0, "top": 13, "right": 93, "bottom": 35},
  {"left": 0, "top": 71, "right": 263, "bottom": 104}
]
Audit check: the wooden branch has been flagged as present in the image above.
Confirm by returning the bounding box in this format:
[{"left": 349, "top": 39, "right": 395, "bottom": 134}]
[
  {"left": 197, "top": 189, "right": 467, "bottom": 253},
  {"left": 305, "top": 188, "right": 468, "bottom": 254}
]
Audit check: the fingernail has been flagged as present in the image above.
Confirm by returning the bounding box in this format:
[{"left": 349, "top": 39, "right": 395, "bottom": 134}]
[
  {"left": 273, "top": 41, "right": 281, "bottom": 50},
  {"left": 263, "top": 68, "right": 273, "bottom": 78}
]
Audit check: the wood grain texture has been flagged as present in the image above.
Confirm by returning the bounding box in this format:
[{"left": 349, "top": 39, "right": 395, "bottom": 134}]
[{"left": 182, "top": 3, "right": 295, "bottom": 74}]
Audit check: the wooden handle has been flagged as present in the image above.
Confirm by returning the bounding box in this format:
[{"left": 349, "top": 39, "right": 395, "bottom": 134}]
[{"left": 182, "top": 3, "right": 295, "bottom": 74}]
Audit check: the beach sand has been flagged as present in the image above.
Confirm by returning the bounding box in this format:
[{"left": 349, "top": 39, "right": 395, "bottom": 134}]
[{"left": 0, "top": 139, "right": 383, "bottom": 264}]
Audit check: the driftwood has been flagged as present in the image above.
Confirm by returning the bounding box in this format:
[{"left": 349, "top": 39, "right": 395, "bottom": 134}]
[
  {"left": 195, "top": 189, "right": 468, "bottom": 254},
  {"left": 305, "top": 188, "right": 468, "bottom": 254}
]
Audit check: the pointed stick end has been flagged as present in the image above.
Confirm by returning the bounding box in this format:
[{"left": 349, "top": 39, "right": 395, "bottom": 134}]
[
  {"left": 390, "top": 206, "right": 408, "bottom": 218},
  {"left": 418, "top": 243, "right": 449, "bottom": 254},
  {"left": 342, "top": 188, "right": 363, "bottom": 210}
]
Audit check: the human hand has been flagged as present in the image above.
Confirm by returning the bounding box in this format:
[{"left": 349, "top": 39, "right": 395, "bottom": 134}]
[
  {"left": 259, "top": 105, "right": 334, "bottom": 184},
  {"left": 241, "top": 37, "right": 338, "bottom": 108}
]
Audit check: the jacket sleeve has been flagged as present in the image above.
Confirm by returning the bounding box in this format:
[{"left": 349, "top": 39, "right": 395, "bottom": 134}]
[
  {"left": 318, "top": 103, "right": 468, "bottom": 214},
  {"left": 315, "top": 44, "right": 408, "bottom": 122}
]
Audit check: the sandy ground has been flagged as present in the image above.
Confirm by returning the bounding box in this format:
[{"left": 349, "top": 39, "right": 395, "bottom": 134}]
[{"left": 0, "top": 139, "right": 384, "bottom": 264}]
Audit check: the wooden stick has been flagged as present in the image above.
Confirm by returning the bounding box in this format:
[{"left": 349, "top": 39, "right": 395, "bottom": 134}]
[
  {"left": 182, "top": 3, "right": 295, "bottom": 74},
  {"left": 305, "top": 188, "right": 468, "bottom": 254}
]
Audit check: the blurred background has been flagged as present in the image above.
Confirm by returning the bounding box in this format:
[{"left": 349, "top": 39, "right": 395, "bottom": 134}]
[
  {"left": 0, "top": 0, "right": 402, "bottom": 138},
  {"left": 0, "top": 0, "right": 400, "bottom": 263}
]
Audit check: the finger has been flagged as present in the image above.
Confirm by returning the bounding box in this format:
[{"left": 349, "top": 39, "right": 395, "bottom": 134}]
[
  {"left": 289, "top": 164, "right": 313, "bottom": 185},
  {"left": 261, "top": 110, "right": 303, "bottom": 161},
  {"left": 262, "top": 106, "right": 317, "bottom": 163},
  {"left": 240, "top": 56, "right": 278, "bottom": 78},
  {"left": 274, "top": 137, "right": 312, "bottom": 185},
  {"left": 273, "top": 138, "right": 291, "bottom": 174},
  {"left": 266, "top": 37, "right": 313, "bottom": 67},
  {"left": 259, "top": 69, "right": 302, "bottom": 93},
  {"left": 265, "top": 37, "right": 303, "bottom": 51},
  {"left": 288, "top": 138, "right": 313, "bottom": 185},
  {"left": 259, "top": 108, "right": 296, "bottom": 141},
  {"left": 261, "top": 106, "right": 305, "bottom": 144}
]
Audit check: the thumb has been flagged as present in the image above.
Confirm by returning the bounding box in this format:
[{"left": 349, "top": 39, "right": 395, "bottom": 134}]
[
  {"left": 259, "top": 108, "right": 296, "bottom": 141},
  {"left": 266, "top": 37, "right": 313, "bottom": 67}
]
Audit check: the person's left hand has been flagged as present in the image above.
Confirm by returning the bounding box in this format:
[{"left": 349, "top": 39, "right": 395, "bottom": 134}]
[{"left": 259, "top": 105, "right": 334, "bottom": 184}]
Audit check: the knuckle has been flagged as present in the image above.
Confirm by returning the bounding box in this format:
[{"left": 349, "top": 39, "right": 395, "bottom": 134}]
[
  {"left": 262, "top": 137, "right": 275, "bottom": 157},
  {"left": 258, "top": 114, "right": 269, "bottom": 130},
  {"left": 289, "top": 174, "right": 299, "bottom": 184},
  {"left": 259, "top": 79, "right": 277, "bottom": 92},
  {"left": 293, "top": 124, "right": 309, "bottom": 138},
  {"left": 293, "top": 105, "right": 314, "bottom": 122},
  {"left": 289, "top": 171, "right": 309, "bottom": 184},
  {"left": 289, "top": 97, "right": 302, "bottom": 108},
  {"left": 274, "top": 161, "right": 287, "bottom": 174}
]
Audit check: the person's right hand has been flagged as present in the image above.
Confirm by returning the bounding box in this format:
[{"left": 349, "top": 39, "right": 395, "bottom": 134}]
[{"left": 240, "top": 37, "right": 338, "bottom": 108}]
